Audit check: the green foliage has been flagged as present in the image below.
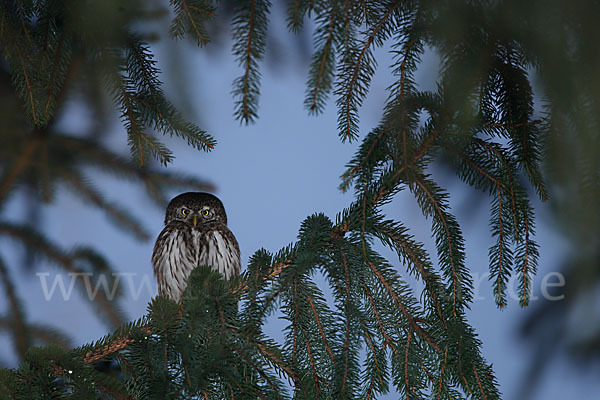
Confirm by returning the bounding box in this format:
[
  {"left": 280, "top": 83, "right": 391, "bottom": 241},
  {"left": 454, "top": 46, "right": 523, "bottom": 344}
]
[
  {"left": 0, "top": 0, "right": 215, "bottom": 365},
  {"left": 231, "top": 0, "right": 271, "bottom": 124},
  {"left": 335, "top": 1, "right": 408, "bottom": 141},
  {"left": 302, "top": 1, "right": 344, "bottom": 115},
  {"left": 0, "top": 201, "right": 505, "bottom": 398},
  {"left": 0, "top": 0, "right": 72, "bottom": 128},
  {"left": 2, "top": 0, "right": 598, "bottom": 399},
  {"left": 0, "top": 258, "right": 31, "bottom": 359},
  {"left": 0, "top": 0, "right": 215, "bottom": 166},
  {"left": 114, "top": 37, "right": 216, "bottom": 166},
  {"left": 169, "top": 0, "right": 216, "bottom": 46}
]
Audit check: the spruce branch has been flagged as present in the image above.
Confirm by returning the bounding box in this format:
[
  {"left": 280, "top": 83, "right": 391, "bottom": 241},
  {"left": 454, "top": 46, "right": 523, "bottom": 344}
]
[
  {"left": 112, "top": 74, "right": 172, "bottom": 167},
  {"left": 253, "top": 338, "right": 298, "bottom": 384},
  {"left": 341, "top": 0, "right": 358, "bottom": 51},
  {"left": 373, "top": 222, "right": 448, "bottom": 328},
  {"left": 231, "top": 0, "right": 271, "bottom": 124},
  {"left": 0, "top": 318, "right": 72, "bottom": 350},
  {"left": 54, "top": 134, "right": 214, "bottom": 204},
  {"left": 62, "top": 170, "right": 150, "bottom": 241},
  {"left": 489, "top": 184, "right": 513, "bottom": 308},
  {"left": 453, "top": 147, "right": 506, "bottom": 193},
  {"left": 231, "top": 342, "right": 284, "bottom": 397},
  {"left": 77, "top": 254, "right": 299, "bottom": 367},
  {"left": 453, "top": 136, "right": 537, "bottom": 307},
  {"left": 362, "top": 327, "right": 385, "bottom": 396},
  {"left": 338, "top": 242, "right": 359, "bottom": 398},
  {"left": 515, "top": 201, "right": 538, "bottom": 307},
  {"left": 0, "top": 132, "right": 41, "bottom": 204},
  {"left": 403, "top": 327, "right": 412, "bottom": 399},
  {"left": 0, "top": 224, "right": 125, "bottom": 328},
  {"left": 306, "top": 12, "right": 335, "bottom": 113},
  {"left": 126, "top": 39, "right": 216, "bottom": 155},
  {"left": 412, "top": 126, "right": 441, "bottom": 162},
  {"left": 286, "top": 0, "right": 311, "bottom": 33},
  {"left": 436, "top": 347, "right": 449, "bottom": 400},
  {"left": 412, "top": 177, "right": 471, "bottom": 315},
  {"left": 364, "top": 257, "right": 441, "bottom": 354},
  {"left": 40, "top": 24, "right": 71, "bottom": 124},
  {"left": 335, "top": 1, "right": 403, "bottom": 141},
  {"left": 0, "top": 2, "right": 568, "bottom": 397},
  {"left": 473, "top": 138, "right": 520, "bottom": 237},
  {"left": 0, "top": 257, "right": 30, "bottom": 359},
  {"left": 495, "top": 59, "right": 548, "bottom": 201},
  {"left": 340, "top": 128, "right": 387, "bottom": 192},
  {"left": 13, "top": 41, "right": 37, "bottom": 125},
  {"left": 362, "top": 284, "right": 395, "bottom": 350},
  {"left": 307, "top": 293, "right": 335, "bottom": 364},
  {"left": 169, "top": 0, "right": 215, "bottom": 46},
  {"left": 472, "top": 364, "right": 487, "bottom": 400}
]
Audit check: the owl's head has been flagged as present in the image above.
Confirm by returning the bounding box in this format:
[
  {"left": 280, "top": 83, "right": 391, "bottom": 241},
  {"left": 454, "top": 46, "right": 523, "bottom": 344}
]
[{"left": 164, "top": 192, "right": 228, "bottom": 226}]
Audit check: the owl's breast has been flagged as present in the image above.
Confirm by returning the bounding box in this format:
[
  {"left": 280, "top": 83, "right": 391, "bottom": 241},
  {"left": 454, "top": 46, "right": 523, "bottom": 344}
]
[
  {"left": 152, "top": 224, "right": 197, "bottom": 301},
  {"left": 194, "top": 227, "right": 241, "bottom": 280}
]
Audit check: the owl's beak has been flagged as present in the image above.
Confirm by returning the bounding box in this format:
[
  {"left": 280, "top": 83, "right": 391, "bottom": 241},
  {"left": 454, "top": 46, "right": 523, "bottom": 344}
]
[{"left": 192, "top": 214, "right": 198, "bottom": 227}]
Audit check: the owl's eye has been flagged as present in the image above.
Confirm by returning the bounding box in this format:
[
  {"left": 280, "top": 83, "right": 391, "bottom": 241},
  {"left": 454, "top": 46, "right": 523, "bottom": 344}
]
[
  {"left": 181, "top": 208, "right": 189, "bottom": 216},
  {"left": 201, "top": 209, "right": 210, "bottom": 217}
]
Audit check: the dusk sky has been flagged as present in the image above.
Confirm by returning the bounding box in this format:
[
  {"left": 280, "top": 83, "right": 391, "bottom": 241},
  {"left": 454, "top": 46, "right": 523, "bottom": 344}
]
[{"left": 0, "top": 5, "right": 597, "bottom": 399}]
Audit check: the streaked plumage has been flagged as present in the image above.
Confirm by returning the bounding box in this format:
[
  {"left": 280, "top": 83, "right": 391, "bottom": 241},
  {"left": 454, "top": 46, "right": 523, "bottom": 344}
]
[{"left": 152, "top": 192, "right": 240, "bottom": 301}]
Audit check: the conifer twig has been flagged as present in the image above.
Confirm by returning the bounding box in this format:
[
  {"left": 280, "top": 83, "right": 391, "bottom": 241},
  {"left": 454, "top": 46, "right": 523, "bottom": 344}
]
[
  {"left": 307, "top": 12, "right": 335, "bottom": 113},
  {"left": 13, "top": 43, "right": 37, "bottom": 124},
  {"left": 307, "top": 293, "right": 335, "bottom": 363},
  {"left": 404, "top": 327, "right": 412, "bottom": 400},
  {"left": 363, "top": 284, "right": 396, "bottom": 352},
  {"left": 241, "top": 0, "right": 257, "bottom": 120},
  {"left": 341, "top": 2, "right": 402, "bottom": 140},
  {"left": 375, "top": 225, "right": 448, "bottom": 329},
  {"left": 79, "top": 249, "right": 311, "bottom": 365},
  {"left": 0, "top": 261, "right": 29, "bottom": 357},
  {"left": 472, "top": 364, "right": 487, "bottom": 400},
  {"left": 83, "top": 325, "right": 151, "bottom": 364},
  {"left": 340, "top": 128, "right": 386, "bottom": 192},
  {"left": 414, "top": 178, "right": 459, "bottom": 316},
  {"left": 0, "top": 224, "right": 124, "bottom": 328},
  {"left": 365, "top": 259, "right": 441, "bottom": 354},
  {"left": 253, "top": 339, "right": 298, "bottom": 383},
  {"left": 0, "top": 134, "right": 41, "bottom": 202},
  {"left": 436, "top": 347, "right": 448, "bottom": 400}
]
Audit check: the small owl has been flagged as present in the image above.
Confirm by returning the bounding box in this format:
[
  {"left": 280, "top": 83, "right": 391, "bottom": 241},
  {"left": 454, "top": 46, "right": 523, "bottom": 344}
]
[{"left": 152, "top": 192, "right": 241, "bottom": 302}]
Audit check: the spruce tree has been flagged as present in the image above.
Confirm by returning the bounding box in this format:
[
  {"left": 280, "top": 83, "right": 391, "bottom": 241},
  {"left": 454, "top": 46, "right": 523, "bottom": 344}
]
[{"left": 0, "top": 1, "right": 597, "bottom": 399}]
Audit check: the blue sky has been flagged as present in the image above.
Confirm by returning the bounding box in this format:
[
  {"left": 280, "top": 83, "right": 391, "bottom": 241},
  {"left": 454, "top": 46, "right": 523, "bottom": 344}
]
[{"left": 1, "top": 8, "right": 597, "bottom": 399}]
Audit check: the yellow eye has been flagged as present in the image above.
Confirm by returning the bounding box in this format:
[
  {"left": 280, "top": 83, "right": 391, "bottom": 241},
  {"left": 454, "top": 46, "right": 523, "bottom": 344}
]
[
  {"left": 201, "top": 209, "right": 209, "bottom": 216},
  {"left": 181, "top": 208, "right": 188, "bottom": 216}
]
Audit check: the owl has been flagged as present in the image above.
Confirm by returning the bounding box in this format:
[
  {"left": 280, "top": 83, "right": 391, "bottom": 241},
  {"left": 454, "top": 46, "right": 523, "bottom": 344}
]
[{"left": 152, "top": 192, "right": 241, "bottom": 302}]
